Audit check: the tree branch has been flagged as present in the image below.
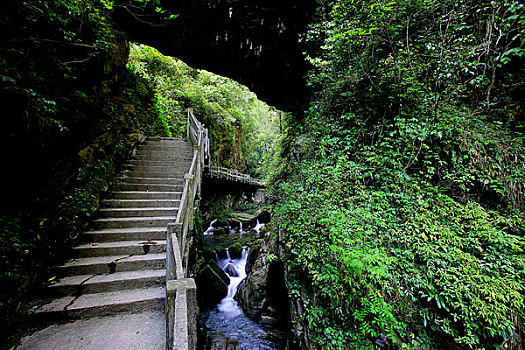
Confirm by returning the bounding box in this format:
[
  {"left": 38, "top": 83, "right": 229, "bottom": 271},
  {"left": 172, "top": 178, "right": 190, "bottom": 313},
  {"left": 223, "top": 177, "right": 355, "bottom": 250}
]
[
  {"left": 114, "top": 5, "right": 166, "bottom": 28},
  {"left": 24, "top": 38, "right": 97, "bottom": 49}
]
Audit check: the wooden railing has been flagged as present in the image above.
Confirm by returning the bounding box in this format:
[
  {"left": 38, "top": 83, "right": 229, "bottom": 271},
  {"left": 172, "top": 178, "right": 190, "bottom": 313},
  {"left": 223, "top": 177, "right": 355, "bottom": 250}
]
[
  {"left": 166, "top": 109, "right": 209, "bottom": 350},
  {"left": 206, "top": 164, "right": 265, "bottom": 187}
]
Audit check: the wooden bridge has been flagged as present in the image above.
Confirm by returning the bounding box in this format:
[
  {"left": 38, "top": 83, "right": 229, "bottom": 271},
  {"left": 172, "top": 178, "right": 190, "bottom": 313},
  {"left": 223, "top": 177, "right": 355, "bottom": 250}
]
[{"left": 205, "top": 164, "right": 265, "bottom": 187}]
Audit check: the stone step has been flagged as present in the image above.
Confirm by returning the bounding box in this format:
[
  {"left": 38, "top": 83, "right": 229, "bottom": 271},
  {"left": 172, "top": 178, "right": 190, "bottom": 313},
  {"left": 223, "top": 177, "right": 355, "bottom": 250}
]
[
  {"left": 116, "top": 183, "right": 184, "bottom": 192},
  {"left": 146, "top": 137, "right": 186, "bottom": 142},
  {"left": 98, "top": 208, "right": 178, "bottom": 218},
  {"left": 118, "top": 176, "right": 182, "bottom": 184},
  {"left": 57, "top": 253, "right": 166, "bottom": 276},
  {"left": 132, "top": 155, "right": 194, "bottom": 162},
  {"left": 92, "top": 216, "right": 176, "bottom": 229},
  {"left": 124, "top": 171, "right": 191, "bottom": 178},
  {"left": 123, "top": 164, "right": 191, "bottom": 172},
  {"left": 135, "top": 146, "right": 195, "bottom": 158},
  {"left": 141, "top": 140, "right": 191, "bottom": 146},
  {"left": 74, "top": 240, "right": 166, "bottom": 257},
  {"left": 101, "top": 199, "right": 180, "bottom": 208},
  {"left": 48, "top": 269, "right": 166, "bottom": 296},
  {"left": 83, "top": 227, "right": 167, "bottom": 243},
  {"left": 35, "top": 286, "right": 165, "bottom": 319},
  {"left": 128, "top": 160, "right": 193, "bottom": 166},
  {"left": 110, "top": 191, "right": 182, "bottom": 200},
  {"left": 138, "top": 145, "right": 193, "bottom": 153}
]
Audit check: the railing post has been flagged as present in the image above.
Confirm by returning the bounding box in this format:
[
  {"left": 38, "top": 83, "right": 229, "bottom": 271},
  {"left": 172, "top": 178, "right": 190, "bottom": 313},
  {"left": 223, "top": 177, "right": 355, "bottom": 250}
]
[{"left": 186, "top": 109, "right": 191, "bottom": 142}]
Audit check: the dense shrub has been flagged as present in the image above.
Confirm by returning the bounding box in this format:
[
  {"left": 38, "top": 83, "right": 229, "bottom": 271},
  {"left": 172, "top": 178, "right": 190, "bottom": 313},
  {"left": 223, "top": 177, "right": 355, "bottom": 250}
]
[{"left": 275, "top": 0, "right": 525, "bottom": 349}]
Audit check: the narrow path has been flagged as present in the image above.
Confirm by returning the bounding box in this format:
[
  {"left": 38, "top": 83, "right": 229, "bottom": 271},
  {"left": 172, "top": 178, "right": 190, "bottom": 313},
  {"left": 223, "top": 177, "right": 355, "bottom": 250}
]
[{"left": 18, "top": 137, "right": 193, "bottom": 350}]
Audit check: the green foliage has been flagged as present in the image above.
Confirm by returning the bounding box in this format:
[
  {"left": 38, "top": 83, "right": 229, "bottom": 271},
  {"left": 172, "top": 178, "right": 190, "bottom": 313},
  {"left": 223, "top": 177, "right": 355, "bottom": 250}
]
[
  {"left": 278, "top": 154, "right": 524, "bottom": 349},
  {"left": 0, "top": 214, "right": 29, "bottom": 308},
  {"left": 0, "top": 1, "right": 171, "bottom": 344},
  {"left": 276, "top": 0, "right": 525, "bottom": 349}
]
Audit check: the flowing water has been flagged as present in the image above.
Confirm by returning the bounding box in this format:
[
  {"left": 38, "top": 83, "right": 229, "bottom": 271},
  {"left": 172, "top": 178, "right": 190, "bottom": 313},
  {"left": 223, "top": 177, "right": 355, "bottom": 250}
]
[
  {"left": 203, "top": 247, "right": 280, "bottom": 349},
  {"left": 254, "top": 219, "right": 265, "bottom": 234},
  {"left": 204, "top": 219, "right": 218, "bottom": 236}
]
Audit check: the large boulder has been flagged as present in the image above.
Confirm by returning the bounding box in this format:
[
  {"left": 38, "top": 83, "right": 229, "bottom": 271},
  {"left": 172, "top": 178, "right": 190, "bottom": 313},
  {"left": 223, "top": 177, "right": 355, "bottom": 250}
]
[
  {"left": 245, "top": 243, "right": 260, "bottom": 274},
  {"left": 207, "top": 332, "right": 239, "bottom": 350},
  {"left": 230, "top": 212, "right": 257, "bottom": 226},
  {"left": 255, "top": 208, "right": 271, "bottom": 224},
  {"left": 203, "top": 248, "right": 217, "bottom": 264},
  {"left": 209, "top": 262, "right": 230, "bottom": 286},
  {"left": 235, "top": 234, "right": 288, "bottom": 331},
  {"left": 228, "top": 242, "right": 244, "bottom": 259},
  {"left": 196, "top": 264, "right": 229, "bottom": 309}
]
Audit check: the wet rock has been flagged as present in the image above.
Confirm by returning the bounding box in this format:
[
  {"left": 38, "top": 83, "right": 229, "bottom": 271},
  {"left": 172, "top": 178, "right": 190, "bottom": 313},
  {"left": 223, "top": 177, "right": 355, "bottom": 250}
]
[
  {"left": 196, "top": 264, "right": 228, "bottom": 309},
  {"left": 245, "top": 244, "right": 260, "bottom": 274},
  {"left": 228, "top": 242, "right": 243, "bottom": 259},
  {"left": 230, "top": 212, "right": 257, "bottom": 226},
  {"left": 260, "top": 314, "right": 278, "bottom": 326},
  {"left": 255, "top": 208, "right": 271, "bottom": 224},
  {"left": 209, "top": 262, "right": 230, "bottom": 286},
  {"left": 206, "top": 332, "right": 239, "bottom": 350},
  {"left": 223, "top": 263, "right": 239, "bottom": 277},
  {"left": 203, "top": 248, "right": 216, "bottom": 264},
  {"left": 215, "top": 248, "right": 228, "bottom": 260},
  {"left": 235, "top": 234, "right": 289, "bottom": 329},
  {"left": 216, "top": 218, "right": 229, "bottom": 228},
  {"left": 213, "top": 226, "right": 228, "bottom": 236}
]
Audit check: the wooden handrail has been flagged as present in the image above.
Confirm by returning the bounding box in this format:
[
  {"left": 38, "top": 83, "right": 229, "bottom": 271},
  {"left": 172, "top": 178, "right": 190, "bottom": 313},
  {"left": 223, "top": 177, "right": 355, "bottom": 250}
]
[
  {"left": 206, "top": 164, "right": 265, "bottom": 187},
  {"left": 166, "top": 109, "right": 208, "bottom": 350}
]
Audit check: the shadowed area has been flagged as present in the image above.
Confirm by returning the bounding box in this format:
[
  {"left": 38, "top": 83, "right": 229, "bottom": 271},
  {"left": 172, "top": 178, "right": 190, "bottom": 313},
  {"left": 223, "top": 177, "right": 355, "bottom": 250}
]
[{"left": 114, "top": 0, "right": 316, "bottom": 111}]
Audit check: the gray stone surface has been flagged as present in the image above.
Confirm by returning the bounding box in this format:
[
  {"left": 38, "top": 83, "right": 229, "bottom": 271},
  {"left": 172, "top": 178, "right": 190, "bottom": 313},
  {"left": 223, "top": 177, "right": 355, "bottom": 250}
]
[
  {"left": 18, "top": 311, "right": 165, "bottom": 350},
  {"left": 102, "top": 199, "right": 181, "bottom": 208},
  {"left": 92, "top": 216, "right": 177, "bottom": 229},
  {"left": 98, "top": 207, "right": 179, "bottom": 218},
  {"left": 111, "top": 191, "right": 181, "bottom": 200},
  {"left": 83, "top": 227, "right": 167, "bottom": 242},
  {"left": 27, "top": 137, "right": 197, "bottom": 349},
  {"left": 74, "top": 240, "right": 166, "bottom": 257}
]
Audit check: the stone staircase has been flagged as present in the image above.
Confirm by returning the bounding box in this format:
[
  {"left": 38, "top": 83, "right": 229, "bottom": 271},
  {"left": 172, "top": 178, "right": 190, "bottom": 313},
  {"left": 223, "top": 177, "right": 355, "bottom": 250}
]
[{"left": 34, "top": 137, "right": 194, "bottom": 320}]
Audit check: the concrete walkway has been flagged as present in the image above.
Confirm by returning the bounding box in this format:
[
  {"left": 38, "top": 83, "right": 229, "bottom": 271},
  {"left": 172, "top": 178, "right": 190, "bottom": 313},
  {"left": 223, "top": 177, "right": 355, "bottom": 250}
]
[
  {"left": 18, "top": 138, "right": 193, "bottom": 350},
  {"left": 18, "top": 311, "right": 165, "bottom": 350}
]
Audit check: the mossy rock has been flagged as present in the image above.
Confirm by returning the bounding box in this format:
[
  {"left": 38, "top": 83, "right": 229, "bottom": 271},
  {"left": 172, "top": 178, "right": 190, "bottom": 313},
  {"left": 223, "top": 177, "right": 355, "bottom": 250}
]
[
  {"left": 203, "top": 248, "right": 217, "bottom": 264},
  {"left": 246, "top": 244, "right": 260, "bottom": 274},
  {"left": 209, "top": 262, "right": 230, "bottom": 286},
  {"left": 196, "top": 264, "right": 228, "bottom": 309},
  {"left": 228, "top": 219, "right": 241, "bottom": 230},
  {"left": 231, "top": 212, "right": 257, "bottom": 226},
  {"left": 214, "top": 227, "right": 228, "bottom": 236},
  {"left": 216, "top": 218, "right": 229, "bottom": 228},
  {"left": 216, "top": 248, "right": 228, "bottom": 260},
  {"left": 228, "top": 242, "right": 244, "bottom": 259},
  {"left": 255, "top": 208, "right": 271, "bottom": 224}
]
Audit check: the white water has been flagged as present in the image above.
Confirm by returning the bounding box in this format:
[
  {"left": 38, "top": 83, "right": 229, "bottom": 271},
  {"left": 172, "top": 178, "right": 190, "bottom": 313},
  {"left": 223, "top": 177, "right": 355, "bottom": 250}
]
[
  {"left": 216, "top": 248, "right": 249, "bottom": 317},
  {"left": 254, "top": 219, "right": 265, "bottom": 233},
  {"left": 204, "top": 246, "right": 280, "bottom": 349},
  {"left": 239, "top": 222, "right": 244, "bottom": 237},
  {"left": 204, "top": 219, "right": 218, "bottom": 236}
]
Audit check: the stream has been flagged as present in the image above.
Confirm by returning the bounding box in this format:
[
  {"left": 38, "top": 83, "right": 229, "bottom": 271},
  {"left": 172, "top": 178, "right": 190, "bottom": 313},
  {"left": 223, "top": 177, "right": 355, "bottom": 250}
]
[{"left": 202, "top": 236, "right": 280, "bottom": 349}]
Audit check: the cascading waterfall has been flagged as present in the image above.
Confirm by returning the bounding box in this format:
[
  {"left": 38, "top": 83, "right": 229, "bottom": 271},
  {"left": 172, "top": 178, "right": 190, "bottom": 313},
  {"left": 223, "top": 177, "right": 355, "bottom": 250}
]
[
  {"left": 254, "top": 220, "right": 265, "bottom": 233},
  {"left": 216, "top": 248, "right": 249, "bottom": 317},
  {"left": 204, "top": 246, "right": 279, "bottom": 349},
  {"left": 204, "top": 219, "right": 218, "bottom": 236},
  {"left": 239, "top": 222, "right": 244, "bottom": 237}
]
